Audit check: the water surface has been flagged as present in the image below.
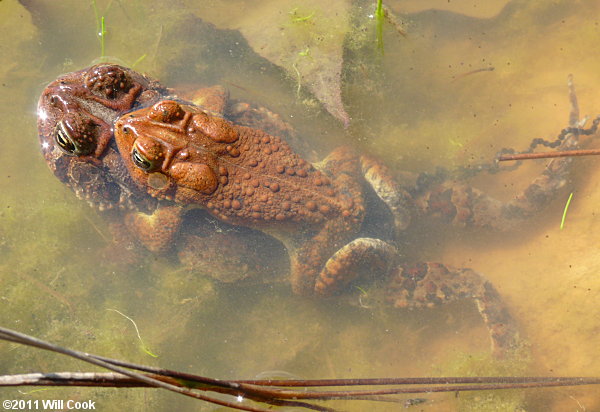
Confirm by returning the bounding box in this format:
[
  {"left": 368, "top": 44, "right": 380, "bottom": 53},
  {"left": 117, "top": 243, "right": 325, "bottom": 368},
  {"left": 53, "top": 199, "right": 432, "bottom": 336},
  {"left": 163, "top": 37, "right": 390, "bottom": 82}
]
[{"left": 1, "top": 0, "right": 599, "bottom": 410}]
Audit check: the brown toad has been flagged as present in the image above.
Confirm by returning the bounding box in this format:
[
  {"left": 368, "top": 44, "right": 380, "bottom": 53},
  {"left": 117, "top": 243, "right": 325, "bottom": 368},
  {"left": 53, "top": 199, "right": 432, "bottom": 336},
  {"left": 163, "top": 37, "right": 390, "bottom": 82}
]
[
  {"left": 39, "top": 65, "right": 589, "bottom": 357},
  {"left": 36, "top": 63, "right": 299, "bottom": 254},
  {"left": 36, "top": 64, "right": 295, "bottom": 282},
  {"left": 114, "top": 100, "right": 404, "bottom": 295},
  {"left": 112, "top": 87, "right": 590, "bottom": 357}
]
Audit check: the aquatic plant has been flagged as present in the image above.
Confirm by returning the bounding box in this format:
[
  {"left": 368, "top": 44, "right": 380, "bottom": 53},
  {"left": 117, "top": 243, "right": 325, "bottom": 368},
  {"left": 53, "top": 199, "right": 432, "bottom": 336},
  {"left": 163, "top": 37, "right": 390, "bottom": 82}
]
[
  {"left": 90, "top": 0, "right": 146, "bottom": 67},
  {"left": 375, "top": 0, "right": 384, "bottom": 54},
  {"left": 91, "top": 0, "right": 108, "bottom": 60},
  {"left": 107, "top": 309, "right": 158, "bottom": 358},
  {"left": 560, "top": 192, "right": 574, "bottom": 230},
  {"left": 289, "top": 7, "right": 315, "bottom": 23}
]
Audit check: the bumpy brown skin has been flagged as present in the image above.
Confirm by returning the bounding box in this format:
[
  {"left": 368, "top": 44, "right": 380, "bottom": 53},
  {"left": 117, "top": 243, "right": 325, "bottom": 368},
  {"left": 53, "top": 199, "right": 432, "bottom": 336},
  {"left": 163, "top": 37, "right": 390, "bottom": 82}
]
[
  {"left": 37, "top": 64, "right": 170, "bottom": 211},
  {"left": 36, "top": 64, "right": 302, "bottom": 251},
  {"left": 116, "top": 101, "right": 359, "bottom": 226},
  {"left": 114, "top": 101, "right": 384, "bottom": 295},
  {"left": 36, "top": 64, "right": 326, "bottom": 287},
  {"left": 114, "top": 96, "right": 588, "bottom": 356},
  {"left": 387, "top": 262, "right": 519, "bottom": 357},
  {"left": 40, "top": 66, "right": 585, "bottom": 358}
]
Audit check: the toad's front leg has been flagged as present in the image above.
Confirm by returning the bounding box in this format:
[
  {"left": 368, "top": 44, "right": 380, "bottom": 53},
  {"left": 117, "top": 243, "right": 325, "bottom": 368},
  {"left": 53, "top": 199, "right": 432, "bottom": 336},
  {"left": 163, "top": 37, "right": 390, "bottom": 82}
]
[{"left": 123, "top": 203, "right": 184, "bottom": 253}]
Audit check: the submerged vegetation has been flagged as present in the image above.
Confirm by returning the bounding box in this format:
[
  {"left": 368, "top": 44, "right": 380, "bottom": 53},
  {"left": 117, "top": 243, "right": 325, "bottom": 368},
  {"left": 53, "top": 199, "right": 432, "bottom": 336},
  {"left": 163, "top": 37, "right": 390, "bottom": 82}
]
[
  {"left": 560, "top": 192, "right": 574, "bottom": 230},
  {"left": 91, "top": 0, "right": 108, "bottom": 60},
  {"left": 375, "top": 0, "right": 385, "bottom": 54}
]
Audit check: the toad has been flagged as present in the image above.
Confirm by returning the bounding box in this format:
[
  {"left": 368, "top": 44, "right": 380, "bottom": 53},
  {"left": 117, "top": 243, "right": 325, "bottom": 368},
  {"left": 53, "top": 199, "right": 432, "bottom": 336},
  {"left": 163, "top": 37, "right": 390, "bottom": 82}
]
[
  {"left": 36, "top": 64, "right": 297, "bottom": 284},
  {"left": 114, "top": 99, "right": 404, "bottom": 296},
  {"left": 113, "top": 94, "right": 587, "bottom": 356},
  {"left": 36, "top": 63, "right": 300, "bottom": 254},
  {"left": 38, "top": 64, "right": 590, "bottom": 357},
  {"left": 37, "top": 63, "right": 169, "bottom": 212}
]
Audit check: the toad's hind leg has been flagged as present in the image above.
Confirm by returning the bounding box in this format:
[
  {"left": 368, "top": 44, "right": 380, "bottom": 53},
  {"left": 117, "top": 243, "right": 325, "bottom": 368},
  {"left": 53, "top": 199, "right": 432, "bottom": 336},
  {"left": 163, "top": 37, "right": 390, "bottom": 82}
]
[
  {"left": 412, "top": 132, "right": 578, "bottom": 231},
  {"left": 387, "top": 262, "right": 519, "bottom": 357},
  {"left": 290, "top": 213, "right": 398, "bottom": 296},
  {"left": 291, "top": 147, "right": 398, "bottom": 296},
  {"left": 315, "top": 238, "right": 397, "bottom": 295},
  {"left": 360, "top": 155, "right": 413, "bottom": 234},
  {"left": 414, "top": 77, "right": 590, "bottom": 231}
]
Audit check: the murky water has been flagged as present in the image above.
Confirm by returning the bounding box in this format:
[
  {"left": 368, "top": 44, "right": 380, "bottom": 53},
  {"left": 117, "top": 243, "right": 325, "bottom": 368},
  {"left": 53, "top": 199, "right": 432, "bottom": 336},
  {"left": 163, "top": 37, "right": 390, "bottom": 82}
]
[{"left": 1, "top": 0, "right": 600, "bottom": 410}]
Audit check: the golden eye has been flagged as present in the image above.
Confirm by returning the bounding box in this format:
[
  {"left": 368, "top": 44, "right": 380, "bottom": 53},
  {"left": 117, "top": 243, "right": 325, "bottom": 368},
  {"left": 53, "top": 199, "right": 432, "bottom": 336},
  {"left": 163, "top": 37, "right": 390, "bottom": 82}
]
[
  {"left": 54, "top": 121, "right": 77, "bottom": 155},
  {"left": 131, "top": 145, "right": 156, "bottom": 171},
  {"left": 53, "top": 118, "right": 96, "bottom": 156}
]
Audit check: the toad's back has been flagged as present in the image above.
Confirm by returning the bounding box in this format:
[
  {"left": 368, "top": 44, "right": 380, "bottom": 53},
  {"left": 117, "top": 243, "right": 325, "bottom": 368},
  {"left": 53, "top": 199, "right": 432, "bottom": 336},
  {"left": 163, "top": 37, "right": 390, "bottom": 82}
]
[{"left": 115, "top": 101, "right": 361, "bottom": 230}]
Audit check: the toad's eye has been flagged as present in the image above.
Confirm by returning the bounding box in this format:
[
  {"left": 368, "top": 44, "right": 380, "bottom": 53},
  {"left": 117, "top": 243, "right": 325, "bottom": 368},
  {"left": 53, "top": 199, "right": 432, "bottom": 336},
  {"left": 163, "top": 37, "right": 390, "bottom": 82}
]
[
  {"left": 131, "top": 144, "right": 157, "bottom": 171},
  {"left": 53, "top": 118, "right": 96, "bottom": 156},
  {"left": 54, "top": 121, "right": 78, "bottom": 155}
]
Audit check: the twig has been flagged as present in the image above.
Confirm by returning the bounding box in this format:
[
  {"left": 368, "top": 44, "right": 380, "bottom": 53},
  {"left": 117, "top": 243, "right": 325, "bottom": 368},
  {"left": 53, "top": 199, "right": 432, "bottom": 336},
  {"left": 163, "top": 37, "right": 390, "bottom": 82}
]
[
  {"left": 3, "top": 326, "right": 600, "bottom": 409},
  {"left": 451, "top": 67, "right": 495, "bottom": 82},
  {"left": 498, "top": 148, "right": 600, "bottom": 162},
  {"left": 0, "top": 328, "right": 303, "bottom": 412}
]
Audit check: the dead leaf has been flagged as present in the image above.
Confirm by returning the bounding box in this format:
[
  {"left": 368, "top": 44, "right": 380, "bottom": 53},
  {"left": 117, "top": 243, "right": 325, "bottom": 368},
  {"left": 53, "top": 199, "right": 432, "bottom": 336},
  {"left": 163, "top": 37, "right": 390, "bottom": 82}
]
[{"left": 194, "top": 0, "right": 352, "bottom": 126}]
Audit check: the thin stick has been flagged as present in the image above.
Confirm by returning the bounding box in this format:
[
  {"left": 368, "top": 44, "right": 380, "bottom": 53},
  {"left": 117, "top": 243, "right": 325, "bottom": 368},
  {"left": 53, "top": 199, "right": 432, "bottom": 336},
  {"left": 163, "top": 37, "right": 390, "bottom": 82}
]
[
  {"left": 3, "top": 326, "right": 600, "bottom": 408},
  {"left": 3, "top": 372, "right": 600, "bottom": 398},
  {"left": 451, "top": 67, "right": 495, "bottom": 82},
  {"left": 0, "top": 328, "right": 292, "bottom": 412},
  {"left": 497, "top": 148, "right": 600, "bottom": 162},
  {"left": 236, "top": 376, "right": 600, "bottom": 387},
  {"left": 568, "top": 74, "right": 580, "bottom": 128}
]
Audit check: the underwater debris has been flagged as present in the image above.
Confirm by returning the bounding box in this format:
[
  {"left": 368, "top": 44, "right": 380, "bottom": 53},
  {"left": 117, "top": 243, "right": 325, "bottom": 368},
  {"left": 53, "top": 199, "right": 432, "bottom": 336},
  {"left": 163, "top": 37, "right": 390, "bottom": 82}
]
[
  {"left": 194, "top": 0, "right": 352, "bottom": 126},
  {"left": 3, "top": 325, "right": 600, "bottom": 411},
  {"left": 451, "top": 66, "right": 495, "bottom": 82}
]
